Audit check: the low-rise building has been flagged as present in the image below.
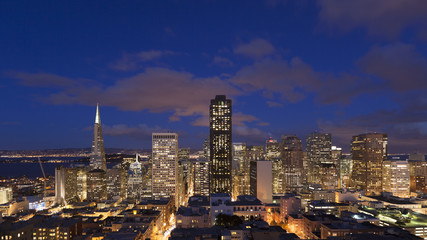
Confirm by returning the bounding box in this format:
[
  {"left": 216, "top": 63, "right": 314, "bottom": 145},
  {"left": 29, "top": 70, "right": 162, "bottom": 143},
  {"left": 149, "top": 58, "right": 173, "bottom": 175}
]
[
  {"left": 232, "top": 195, "right": 266, "bottom": 221},
  {"left": 0, "top": 187, "right": 13, "bottom": 205},
  {"left": 286, "top": 214, "right": 304, "bottom": 238},
  {"left": 340, "top": 210, "right": 380, "bottom": 225},
  {"left": 308, "top": 200, "right": 356, "bottom": 216},
  {"left": 135, "top": 198, "right": 174, "bottom": 232},
  {"left": 0, "top": 198, "right": 29, "bottom": 216},
  {"left": 312, "top": 190, "right": 335, "bottom": 202},
  {"left": 280, "top": 194, "right": 301, "bottom": 222},
  {"left": 320, "top": 222, "right": 383, "bottom": 239},
  {"left": 188, "top": 195, "right": 210, "bottom": 209},
  {"left": 176, "top": 206, "right": 210, "bottom": 228},
  {"left": 302, "top": 214, "right": 341, "bottom": 239},
  {"left": 33, "top": 217, "right": 83, "bottom": 240},
  {"left": 210, "top": 193, "right": 233, "bottom": 225}
]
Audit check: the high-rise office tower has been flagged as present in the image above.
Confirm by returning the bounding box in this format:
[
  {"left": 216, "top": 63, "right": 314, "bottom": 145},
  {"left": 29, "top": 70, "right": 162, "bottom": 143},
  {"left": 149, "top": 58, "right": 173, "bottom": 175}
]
[
  {"left": 281, "top": 135, "right": 304, "bottom": 193},
  {"left": 76, "top": 165, "right": 88, "bottom": 201},
  {"left": 232, "top": 143, "right": 247, "bottom": 198},
  {"left": 152, "top": 133, "right": 178, "bottom": 203},
  {"left": 409, "top": 153, "right": 427, "bottom": 193},
  {"left": 246, "top": 145, "right": 264, "bottom": 161},
  {"left": 265, "top": 138, "right": 280, "bottom": 160},
  {"left": 250, "top": 160, "right": 273, "bottom": 203},
  {"left": 232, "top": 143, "right": 246, "bottom": 174},
  {"left": 55, "top": 166, "right": 66, "bottom": 205},
  {"left": 86, "top": 169, "right": 107, "bottom": 201},
  {"left": 340, "top": 155, "right": 353, "bottom": 189},
  {"left": 107, "top": 165, "right": 127, "bottom": 200},
  {"left": 209, "top": 95, "right": 232, "bottom": 194},
  {"left": 89, "top": 104, "right": 107, "bottom": 171},
  {"left": 203, "top": 138, "right": 210, "bottom": 160},
  {"left": 193, "top": 158, "right": 210, "bottom": 196},
  {"left": 177, "top": 160, "right": 187, "bottom": 206},
  {"left": 178, "top": 148, "right": 190, "bottom": 161},
  {"left": 127, "top": 154, "right": 143, "bottom": 200},
  {"left": 351, "top": 133, "right": 388, "bottom": 195},
  {"left": 331, "top": 146, "right": 342, "bottom": 188},
  {"left": 244, "top": 145, "right": 264, "bottom": 195},
  {"left": 383, "top": 160, "right": 410, "bottom": 198},
  {"left": 265, "top": 138, "right": 282, "bottom": 194},
  {"left": 55, "top": 166, "right": 86, "bottom": 204},
  {"left": 306, "top": 132, "right": 332, "bottom": 186}
]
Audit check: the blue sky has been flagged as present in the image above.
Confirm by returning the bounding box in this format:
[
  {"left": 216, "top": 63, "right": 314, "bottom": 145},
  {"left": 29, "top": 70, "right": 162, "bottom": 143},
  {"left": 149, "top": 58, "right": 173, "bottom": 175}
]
[{"left": 1, "top": 0, "right": 427, "bottom": 153}]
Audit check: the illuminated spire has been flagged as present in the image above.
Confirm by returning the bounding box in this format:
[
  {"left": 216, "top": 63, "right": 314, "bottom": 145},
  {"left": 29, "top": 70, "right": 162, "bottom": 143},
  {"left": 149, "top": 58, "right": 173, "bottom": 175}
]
[
  {"left": 135, "top": 153, "right": 139, "bottom": 163},
  {"left": 95, "top": 103, "right": 100, "bottom": 124}
]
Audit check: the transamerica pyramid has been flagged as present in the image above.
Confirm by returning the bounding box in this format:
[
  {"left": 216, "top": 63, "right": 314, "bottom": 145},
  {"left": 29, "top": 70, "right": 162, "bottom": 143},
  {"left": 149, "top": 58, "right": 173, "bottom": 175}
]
[{"left": 89, "top": 103, "right": 107, "bottom": 171}]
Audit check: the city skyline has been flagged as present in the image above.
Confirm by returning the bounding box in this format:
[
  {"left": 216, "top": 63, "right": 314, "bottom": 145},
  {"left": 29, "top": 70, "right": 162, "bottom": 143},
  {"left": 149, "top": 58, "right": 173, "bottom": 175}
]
[{"left": 2, "top": 1, "right": 427, "bottom": 153}]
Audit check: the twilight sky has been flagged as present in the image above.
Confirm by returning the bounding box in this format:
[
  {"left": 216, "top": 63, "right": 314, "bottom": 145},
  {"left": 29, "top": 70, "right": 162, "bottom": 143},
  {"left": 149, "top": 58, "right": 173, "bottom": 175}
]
[{"left": 1, "top": 0, "right": 427, "bottom": 153}]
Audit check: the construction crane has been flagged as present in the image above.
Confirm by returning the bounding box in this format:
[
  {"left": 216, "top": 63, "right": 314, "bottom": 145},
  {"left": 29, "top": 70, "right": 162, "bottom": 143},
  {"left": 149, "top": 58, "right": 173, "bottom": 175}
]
[{"left": 38, "top": 157, "right": 47, "bottom": 197}]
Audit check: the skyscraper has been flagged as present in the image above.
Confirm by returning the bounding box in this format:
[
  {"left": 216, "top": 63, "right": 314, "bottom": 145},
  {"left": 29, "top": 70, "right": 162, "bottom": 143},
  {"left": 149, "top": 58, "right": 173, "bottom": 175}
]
[
  {"left": 281, "top": 135, "right": 304, "bottom": 193},
  {"left": 265, "top": 138, "right": 282, "bottom": 194},
  {"left": 232, "top": 142, "right": 247, "bottom": 197},
  {"left": 250, "top": 160, "right": 273, "bottom": 203},
  {"left": 351, "top": 133, "right": 388, "bottom": 195},
  {"left": 409, "top": 153, "right": 427, "bottom": 193},
  {"left": 265, "top": 137, "right": 280, "bottom": 161},
  {"left": 382, "top": 160, "right": 410, "bottom": 198},
  {"left": 306, "top": 132, "right": 333, "bottom": 188},
  {"left": 127, "top": 154, "right": 143, "bottom": 200},
  {"left": 193, "top": 158, "right": 210, "bottom": 196},
  {"left": 209, "top": 95, "right": 232, "bottom": 194},
  {"left": 152, "top": 133, "right": 178, "bottom": 203},
  {"left": 87, "top": 169, "right": 107, "bottom": 201},
  {"left": 107, "top": 165, "right": 127, "bottom": 200},
  {"left": 89, "top": 104, "right": 107, "bottom": 171},
  {"left": 331, "top": 146, "right": 342, "bottom": 189}
]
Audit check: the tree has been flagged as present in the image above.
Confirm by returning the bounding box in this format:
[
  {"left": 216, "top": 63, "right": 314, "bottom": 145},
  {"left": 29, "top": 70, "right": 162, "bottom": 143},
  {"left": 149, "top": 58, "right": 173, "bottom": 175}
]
[{"left": 215, "top": 214, "right": 243, "bottom": 227}]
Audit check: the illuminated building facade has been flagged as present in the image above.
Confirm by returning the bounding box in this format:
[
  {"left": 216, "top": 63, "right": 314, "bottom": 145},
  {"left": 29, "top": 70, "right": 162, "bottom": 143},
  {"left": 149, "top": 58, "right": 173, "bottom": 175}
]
[
  {"left": 340, "top": 155, "right": 352, "bottom": 189},
  {"left": 281, "top": 135, "right": 304, "bottom": 193},
  {"left": 331, "top": 146, "right": 342, "bottom": 188},
  {"left": 232, "top": 143, "right": 246, "bottom": 176},
  {"left": 232, "top": 142, "right": 247, "bottom": 197},
  {"left": 266, "top": 138, "right": 282, "bottom": 194},
  {"left": 351, "top": 133, "right": 388, "bottom": 195},
  {"left": 409, "top": 153, "right": 427, "bottom": 193},
  {"left": 107, "top": 164, "right": 127, "bottom": 200},
  {"left": 55, "top": 166, "right": 84, "bottom": 205},
  {"left": 306, "top": 132, "right": 332, "bottom": 185},
  {"left": 87, "top": 169, "right": 107, "bottom": 201},
  {"left": 76, "top": 166, "right": 88, "bottom": 201},
  {"left": 193, "top": 158, "right": 210, "bottom": 196},
  {"left": 203, "top": 138, "right": 210, "bottom": 159},
  {"left": 280, "top": 194, "right": 301, "bottom": 222},
  {"left": 152, "top": 132, "right": 178, "bottom": 202},
  {"left": 0, "top": 187, "right": 13, "bottom": 205},
  {"left": 265, "top": 137, "right": 280, "bottom": 160},
  {"left": 127, "top": 154, "right": 143, "bottom": 200},
  {"left": 89, "top": 104, "right": 107, "bottom": 171},
  {"left": 382, "top": 160, "right": 410, "bottom": 198},
  {"left": 209, "top": 95, "right": 232, "bottom": 194},
  {"left": 178, "top": 147, "right": 190, "bottom": 161}
]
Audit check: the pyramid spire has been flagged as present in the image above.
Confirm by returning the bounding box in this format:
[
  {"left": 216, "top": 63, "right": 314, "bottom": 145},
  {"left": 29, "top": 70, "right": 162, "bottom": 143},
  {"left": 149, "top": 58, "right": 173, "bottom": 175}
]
[
  {"left": 95, "top": 103, "right": 100, "bottom": 124},
  {"left": 90, "top": 104, "right": 106, "bottom": 171}
]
